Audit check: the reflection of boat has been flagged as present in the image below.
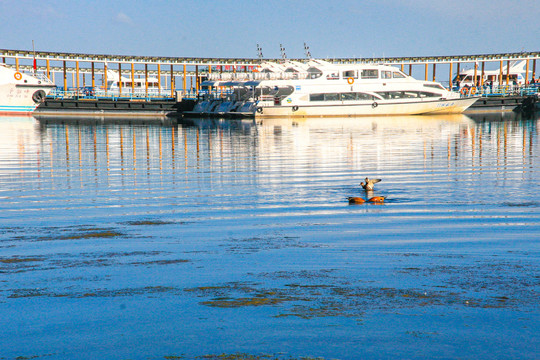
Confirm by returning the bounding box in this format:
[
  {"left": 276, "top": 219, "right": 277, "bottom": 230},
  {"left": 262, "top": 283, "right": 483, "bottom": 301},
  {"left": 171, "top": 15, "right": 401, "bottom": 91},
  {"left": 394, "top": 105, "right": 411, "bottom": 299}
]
[
  {"left": 0, "top": 64, "right": 55, "bottom": 115},
  {"left": 187, "top": 59, "right": 477, "bottom": 118}
]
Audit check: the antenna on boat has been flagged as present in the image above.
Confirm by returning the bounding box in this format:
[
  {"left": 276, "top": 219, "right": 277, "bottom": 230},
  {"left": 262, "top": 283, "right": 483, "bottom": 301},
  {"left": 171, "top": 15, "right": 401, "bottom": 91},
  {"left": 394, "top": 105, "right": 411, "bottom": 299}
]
[
  {"left": 304, "top": 42, "right": 312, "bottom": 59},
  {"left": 280, "top": 44, "right": 287, "bottom": 59},
  {"left": 256, "top": 44, "right": 263, "bottom": 60}
]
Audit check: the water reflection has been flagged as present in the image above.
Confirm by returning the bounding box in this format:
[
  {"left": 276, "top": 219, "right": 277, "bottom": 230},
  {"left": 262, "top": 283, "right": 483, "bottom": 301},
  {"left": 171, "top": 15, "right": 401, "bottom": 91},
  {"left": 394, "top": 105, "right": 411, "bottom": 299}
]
[
  {"left": 0, "top": 113, "right": 537, "bottom": 189},
  {"left": 1, "top": 113, "right": 539, "bottom": 359}
]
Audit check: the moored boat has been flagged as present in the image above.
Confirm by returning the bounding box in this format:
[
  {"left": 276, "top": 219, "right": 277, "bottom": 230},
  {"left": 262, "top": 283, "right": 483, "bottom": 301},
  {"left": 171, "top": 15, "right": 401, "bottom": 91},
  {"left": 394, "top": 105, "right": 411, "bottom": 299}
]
[
  {"left": 0, "top": 63, "right": 55, "bottom": 115},
  {"left": 186, "top": 59, "right": 477, "bottom": 118}
]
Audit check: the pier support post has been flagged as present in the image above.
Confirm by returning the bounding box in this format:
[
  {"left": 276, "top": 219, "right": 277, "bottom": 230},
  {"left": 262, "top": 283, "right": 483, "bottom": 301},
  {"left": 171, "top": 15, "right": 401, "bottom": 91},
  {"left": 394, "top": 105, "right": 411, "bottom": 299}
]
[
  {"left": 15, "top": 57, "right": 19, "bottom": 72},
  {"left": 506, "top": 60, "right": 510, "bottom": 86},
  {"left": 532, "top": 59, "right": 536, "bottom": 81},
  {"left": 131, "top": 63, "right": 135, "bottom": 94},
  {"left": 408, "top": 64, "right": 412, "bottom": 76},
  {"left": 170, "top": 64, "right": 175, "bottom": 98},
  {"left": 145, "top": 63, "right": 148, "bottom": 97},
  {"left": 473, "top": 62, "right": 478, "bottom": 87},
  {"left": 183, "top": 64, "right": 186, "bottom": 95},
  {"left": 104, "top": 62, "right": 108, "bottom": 96},
  {"left": 449, "top": 62, "right": 453, "bottom": 89},
  {"left": 63, "top": 61, "right": 67, "bottom": 92},
  {"left": 195, "top": 65, "right": 199, "bottom": 95},
  {"left": 481, "top": 61, "right": 485, "bottom": 86},
  {"left": 76, "top": 61, "right": 79, "bottom": 97},
  {"left": 424, "top": 63, "right": 428, "bottom": 81},
  {"left": 525, "top": 59, "right": 530, "bottom": 84},
  {"left": 46, "top": 59, "right": 50, "bottom": 80},
  {"left": 118, "top": 63, "right": 122, "bottom": 96},
  {"left": 432, "top": 63, "right": 436, "bottom": 82},
  {"left": 499, "top": 60, "right": 503, "bottom": 87},
  {"left": 91, "top": 62, "right": 95, "bottom": 90},
  {"left": 157, "top": 63, "right": 161, "bottom": 96}
]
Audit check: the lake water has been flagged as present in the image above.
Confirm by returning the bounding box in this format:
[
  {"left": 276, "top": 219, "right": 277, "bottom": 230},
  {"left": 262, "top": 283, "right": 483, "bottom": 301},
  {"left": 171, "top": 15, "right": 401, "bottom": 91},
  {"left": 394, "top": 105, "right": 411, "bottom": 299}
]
[{"left": 0, "top": 113, "right": 539, "bottom": 359}]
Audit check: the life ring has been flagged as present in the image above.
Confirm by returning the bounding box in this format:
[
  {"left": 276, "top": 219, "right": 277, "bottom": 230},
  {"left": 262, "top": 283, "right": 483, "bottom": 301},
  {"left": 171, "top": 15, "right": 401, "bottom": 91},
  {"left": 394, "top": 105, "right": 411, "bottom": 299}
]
[
  {"left": 460, "top": 87, "right": 470, "bottom": 95},
  {"left": 470, "top": 87, "right": 477, "bottom": 95},
  {"left": 347, "top": 77, "right": 354, "bottom": 85},
  {"left": 292, "top": 105, "right": 299, "bottom": 112},
  {"left": 256, "top": 107, "right": 263, "bottom": 113},
  {"left": 372, "top": 102, "right": 378, "bottom": 108},
  {"left": 14, "top": 72, "right": 22, "bottom": 80}
]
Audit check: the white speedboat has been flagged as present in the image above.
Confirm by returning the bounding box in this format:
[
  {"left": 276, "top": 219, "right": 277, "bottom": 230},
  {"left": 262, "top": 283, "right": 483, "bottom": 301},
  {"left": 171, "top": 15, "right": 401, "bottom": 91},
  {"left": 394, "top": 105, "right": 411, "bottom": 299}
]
[
  {"left": 190, "top": 59, "right": 477, "bottom": 118},
  {"left": 105, "top": 70, "right": 164, "bottom": 96},
  {"left": 453, "top": 60, "right": 526, "bottom": 89},
  {"left": 0, "top": 63, "right": 55, "bottom": 115}
]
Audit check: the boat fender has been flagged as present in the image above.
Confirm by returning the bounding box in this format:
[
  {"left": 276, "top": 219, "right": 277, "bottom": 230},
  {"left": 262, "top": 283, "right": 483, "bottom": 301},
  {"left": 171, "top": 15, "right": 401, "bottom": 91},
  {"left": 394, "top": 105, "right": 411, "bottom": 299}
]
[
  {"left": 32, "top": 90, "right": 46, "bottom": 103},
  {"left": 14, "top": 72, "right": 22, "bottom": 81},
  {"left": 347, "top": 77, "right": 354, "bottom": 85},
  {"left": 372, "top": 102, "right": 378, "bottom": 108},
  {"left": 256, "top": 107, "right": 263, "bottom": 113},
  {"left": 292, "top": 105, "right": 299, "bottom": 112}
]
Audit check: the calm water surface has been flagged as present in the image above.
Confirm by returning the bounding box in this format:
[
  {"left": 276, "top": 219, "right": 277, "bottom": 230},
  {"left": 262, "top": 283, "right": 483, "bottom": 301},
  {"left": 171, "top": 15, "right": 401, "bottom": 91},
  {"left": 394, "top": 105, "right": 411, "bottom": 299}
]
[{"left": 0, "top": 113, "right": 539, "bottom": 359}]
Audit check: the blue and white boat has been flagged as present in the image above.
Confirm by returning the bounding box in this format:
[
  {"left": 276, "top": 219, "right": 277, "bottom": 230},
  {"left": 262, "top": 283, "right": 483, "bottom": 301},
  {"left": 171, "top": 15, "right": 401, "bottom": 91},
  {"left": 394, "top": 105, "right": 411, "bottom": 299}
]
[{"left": 0, "top": 63, "right": 55, "bottom": 115}]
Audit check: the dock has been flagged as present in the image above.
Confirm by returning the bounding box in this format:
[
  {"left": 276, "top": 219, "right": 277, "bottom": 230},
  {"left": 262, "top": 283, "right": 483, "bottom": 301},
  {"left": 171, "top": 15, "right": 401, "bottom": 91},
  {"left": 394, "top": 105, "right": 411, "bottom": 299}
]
[{"left": 1, "top": 48, "right": 539, "bottom": 118}]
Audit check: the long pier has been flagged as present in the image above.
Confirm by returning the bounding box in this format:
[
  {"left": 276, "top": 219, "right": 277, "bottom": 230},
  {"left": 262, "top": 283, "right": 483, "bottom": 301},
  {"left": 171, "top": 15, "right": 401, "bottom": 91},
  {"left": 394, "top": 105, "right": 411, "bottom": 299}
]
[{"left": 2, "top": 48, "right": 540, "bottom": 94}]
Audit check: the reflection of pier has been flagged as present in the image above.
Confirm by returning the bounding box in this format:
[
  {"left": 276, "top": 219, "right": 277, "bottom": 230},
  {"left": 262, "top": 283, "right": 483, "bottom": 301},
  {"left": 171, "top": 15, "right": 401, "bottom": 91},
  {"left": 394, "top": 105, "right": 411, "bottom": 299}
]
[{"left": 0, "top": 115, "right": 536, "bottom": 190}]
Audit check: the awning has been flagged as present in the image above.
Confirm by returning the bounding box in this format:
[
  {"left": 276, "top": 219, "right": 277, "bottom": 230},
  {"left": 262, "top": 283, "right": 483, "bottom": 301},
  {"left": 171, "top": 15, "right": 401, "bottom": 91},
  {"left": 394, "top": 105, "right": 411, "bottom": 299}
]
[
  {"left": 243, "top": 81, "right": 262, "bottom": 86},
  {"left": 200, "top": 80, "right": 221, "bottom": 86},
  {"left": 220, "top": 81, "right": 243, "bottom": 86}
]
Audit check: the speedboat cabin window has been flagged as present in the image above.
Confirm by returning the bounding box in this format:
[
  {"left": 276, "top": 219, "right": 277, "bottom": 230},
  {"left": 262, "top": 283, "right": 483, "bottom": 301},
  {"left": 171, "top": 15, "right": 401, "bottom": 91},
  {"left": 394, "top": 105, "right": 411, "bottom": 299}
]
[
  {"left": 393, "top": 71, "right": 406, "bottom": 78},
  {"left": 381, "top": 71, "right": 392, "bottom": 79},
  {"left": 307, "top": 67, "right": 323, "bottom": 79},
  {"left": 310, "top": 92, "right": 376, "bottom": 101},
  {"left": 342, "top": 70, "right": 357, "bottom": 79},
  {"left": 324, "top": 93, "right": 340, "bottom": 101},
  {"left": 361, "top": 69, "right": 378, "bottom": 79},
  {"left": 341, "top": 92, "right": 375, "bottom": 101}
]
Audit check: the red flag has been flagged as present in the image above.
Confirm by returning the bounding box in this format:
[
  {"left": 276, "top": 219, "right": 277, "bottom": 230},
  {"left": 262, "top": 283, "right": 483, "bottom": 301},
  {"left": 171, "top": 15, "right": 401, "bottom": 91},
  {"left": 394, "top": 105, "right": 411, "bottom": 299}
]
[{"left": 33, "top": 58, "right": 37, "bottom": 71}]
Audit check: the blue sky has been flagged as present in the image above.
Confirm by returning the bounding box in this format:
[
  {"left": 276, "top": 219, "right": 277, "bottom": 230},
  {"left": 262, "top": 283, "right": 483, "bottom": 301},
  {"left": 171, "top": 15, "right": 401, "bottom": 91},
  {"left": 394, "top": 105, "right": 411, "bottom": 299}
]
[{"left": 1, "top": 0, "right": 539, "bottom": 59}]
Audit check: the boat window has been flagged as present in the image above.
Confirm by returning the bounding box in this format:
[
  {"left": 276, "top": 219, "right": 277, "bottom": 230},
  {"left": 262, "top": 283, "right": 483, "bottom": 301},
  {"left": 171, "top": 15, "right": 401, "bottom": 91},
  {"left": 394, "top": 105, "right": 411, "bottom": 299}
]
[
  {"left": 361, "top": 69, "right": 378, "bottom": 79},
  {"left": 341, "top": 92, "right": 374, "bottom": 101},
  {"left": 261, "top": 69, "right": 274, "bottom": 73},
  {"left": 393, "top": 71, "right": 406, "bottom": 78},
  {"left": 381, "top": 71, "right": 392, "bottom": 79},
  {"left": 342, "top": 70, "right": 357, "bottom": 79},
  {"left": 341, "top": 92, "right": 357, "bottom": 101},
  {"left": 309, "top": 93, "right": 325, "bottom": 101},
  {"left": 324, "top": 93, "right": 340, "bottom": 101},
  {"left": 274, "top": 86, "right": 294, "bottom": 97},
  {"left": 307, "top": 67, "right": 323, "bottom": 79},
  {"left": 402, "top": 91, "right": 419, "bottom": 98},
  {"left": 285, "top": 67, "right": 298, "bottom": 73}
]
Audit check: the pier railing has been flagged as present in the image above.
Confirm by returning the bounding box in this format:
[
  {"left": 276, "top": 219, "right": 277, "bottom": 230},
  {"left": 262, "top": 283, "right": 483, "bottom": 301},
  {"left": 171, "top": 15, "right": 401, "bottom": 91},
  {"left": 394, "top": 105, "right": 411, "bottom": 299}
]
[
  {"left": 456, "top": 85, "right": 540, "bottom": 97},
  {"left": 47, "top": 87, "right": 199, "bottom": 101}
]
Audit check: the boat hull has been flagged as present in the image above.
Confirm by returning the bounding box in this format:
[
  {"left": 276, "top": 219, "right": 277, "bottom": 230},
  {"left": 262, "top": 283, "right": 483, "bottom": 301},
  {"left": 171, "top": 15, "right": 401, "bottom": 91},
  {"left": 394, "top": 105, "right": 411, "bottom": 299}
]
[
  {"left": 0, "top": 83, "right": 54, "bottom": 115},
  {"left": 255, "top": 97, "right": 478, "bottom": 118}
]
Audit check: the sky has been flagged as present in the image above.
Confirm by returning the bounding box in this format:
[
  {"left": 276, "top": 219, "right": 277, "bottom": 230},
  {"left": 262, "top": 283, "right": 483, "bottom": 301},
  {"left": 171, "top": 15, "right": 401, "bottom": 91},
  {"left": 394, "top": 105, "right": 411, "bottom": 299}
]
[{"left": 1, "top": 0, "right": 539, "bottom": 59}]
